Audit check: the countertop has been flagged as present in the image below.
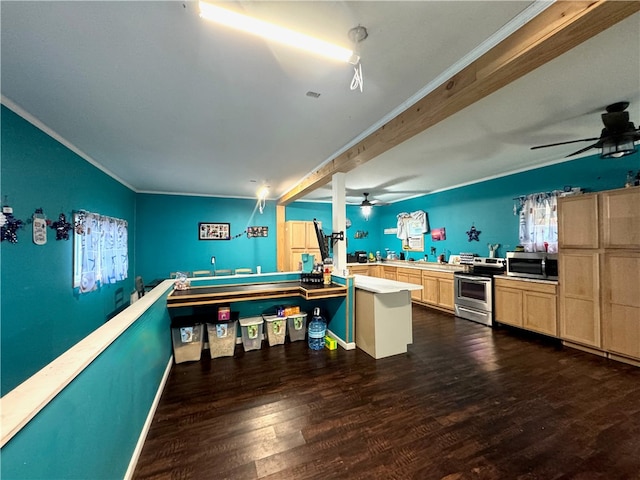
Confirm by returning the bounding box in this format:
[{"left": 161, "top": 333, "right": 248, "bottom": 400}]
[
  {"left": 494, "top": 274, "right": 559, "bottom": 285},
  {"left": 353, "top": 274, "right": 423, "bottom": 294},
  {"left": 348, "top": 260, "right": 461, "bottom": 273}
]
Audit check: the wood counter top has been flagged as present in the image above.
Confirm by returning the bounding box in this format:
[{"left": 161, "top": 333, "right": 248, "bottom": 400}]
[{"left": 167, "top": 281, "right": 347, "bottom": 308}]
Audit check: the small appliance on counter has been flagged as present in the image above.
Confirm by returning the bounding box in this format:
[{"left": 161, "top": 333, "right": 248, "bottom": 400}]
[{"left": 354, "top": 250, "right": 368, "bottom": 263}]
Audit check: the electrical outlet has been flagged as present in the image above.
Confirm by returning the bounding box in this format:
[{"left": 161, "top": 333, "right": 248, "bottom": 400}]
[{"left": 210, "top": 256, "right": 216, "bottom": 265}]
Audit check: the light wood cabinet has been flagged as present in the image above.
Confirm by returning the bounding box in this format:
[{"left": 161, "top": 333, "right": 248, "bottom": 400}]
[
  {"left": 284, "top": 221, "right": 321, "bottom": 271},
  {"left": 558, "top": 193, "right": 599, "bottom": 249},
  {"left": 494, "top": 280, "right": 523, "bottom": 328},
  {"left": 349, "top": 264, "right": 369, "bottom": 276},
  {"left": 368, "top": 265, "right": 382, "bottom": 278},
  {"left": 397, "top": 267, "right": 422, "bottom": 301},
  {"left": 495, "top": 277, "right": 557, "bottom": 337},
  {"left": 420, "top": 270, "right": 454, "bottom": 312},
  {"left": 602, "top": 251, "right": 640, "bottom": 361},
  {"left": 600, "top": 187, "right": 640, "bottom": 249},
  {"left": 558, "top": 187, "right": 640, "bottom": 365},
  {"left": 558, "top": 250, "right": 601, "bottom": 347},
  {"left": 382, "top": 266, "right": 397, "bottom": 281}
]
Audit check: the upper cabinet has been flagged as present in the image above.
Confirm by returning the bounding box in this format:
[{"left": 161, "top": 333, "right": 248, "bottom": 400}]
[
  {"left": 600, "top": 187, "right": 640, "bottom": 249},
  {"left": 558, "top": 193, "right": 599, "bottom": 249},
  {"left": 284, "top": 221, "right": 321, "bottom": 271}
]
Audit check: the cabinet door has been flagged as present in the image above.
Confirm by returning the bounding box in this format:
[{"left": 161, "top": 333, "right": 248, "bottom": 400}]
[
  {"left": 287, "top": 221, "right": 308, "bottom": 249},
  {"left": 437, "top": 277, "right": 454, "bottom": 309},
  {"left": 558, "top": 194, "right": 599, "bottom": 249},
  {"left": 600, "top": 188, "right": 640, "bottom": 249},
  {"left": 523, "top": 291, "right": 557, "bottom": 336},
  {"left": 305, "top": 222, "right": 321, "bottom": 250},
  {"left": 421, "top": 274, "right": 438, "bottom": 305},
  {"left": 494, "top": 285, "right": 523, "bottom": 327},
  {"left": 369, "top": 265, "right": 382, "bottom": 278},
  {"left": 602, "top": 252, "right": 640, "bottom": 360},
  {"left": 396, "top": 270, "right": 409, "bottom": 283},
  {"left": 559, "top": 251, "right": 601, "bottom": 347},
  {"left": 383, "top": 267, "right": 397, "bottom": 281},
  {"left": 350, "top": 265, "right": 369, "bottom": 276}
]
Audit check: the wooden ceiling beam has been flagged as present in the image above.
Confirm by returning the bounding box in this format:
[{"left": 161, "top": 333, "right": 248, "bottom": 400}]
[{"left": 278, "top": 0, "right": 640, "bottom": 205}]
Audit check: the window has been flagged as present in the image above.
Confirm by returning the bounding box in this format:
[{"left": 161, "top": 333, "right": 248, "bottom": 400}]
[
  {"left": 73, "top": 211, "right": 128, "bottom": 293},
  {"left": 517, "top": 192, "right": 559, "bottom": 253}
]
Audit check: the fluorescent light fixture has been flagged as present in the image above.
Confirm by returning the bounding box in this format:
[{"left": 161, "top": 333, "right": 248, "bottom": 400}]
[{"left": 199, "top": 1, "right": 355, "bottom": 63}]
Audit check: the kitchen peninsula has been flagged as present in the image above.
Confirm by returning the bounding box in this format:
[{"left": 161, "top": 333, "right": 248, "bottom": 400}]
[{"left": 353, "top": 274, "right": 422, "bottom": 359}]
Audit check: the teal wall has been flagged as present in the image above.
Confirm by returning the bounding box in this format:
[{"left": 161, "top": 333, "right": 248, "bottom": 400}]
[
  {"left": 135, "top": 194, "right": 277, "bottom": 281},
  {"left": 1, "top": 106, "right": 137, "bottom": 395},
  {"left": 1, "top": 291, "right": 173, "bottom": 480}
]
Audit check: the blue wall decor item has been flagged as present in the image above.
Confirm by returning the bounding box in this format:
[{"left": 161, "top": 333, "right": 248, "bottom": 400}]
[{"left": 466, "top": 225, "right": 481, "bottom": 242}]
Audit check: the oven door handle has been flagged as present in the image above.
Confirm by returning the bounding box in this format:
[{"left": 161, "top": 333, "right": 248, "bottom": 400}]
[{"left": 455, "top": 275, "right": 491, "bottom": 282}]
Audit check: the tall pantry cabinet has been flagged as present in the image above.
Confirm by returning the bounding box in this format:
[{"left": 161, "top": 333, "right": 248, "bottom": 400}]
[
  {"left": 558, "top": 187, "right": 640, "bottom": 365},
  {"left": 283, "top": 221, "right": 322, "bottom": 272}
]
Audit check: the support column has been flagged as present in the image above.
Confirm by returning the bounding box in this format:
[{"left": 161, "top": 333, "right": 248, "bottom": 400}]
[{"left": 331, "top": 173, "right": 347, "bottom": 274}]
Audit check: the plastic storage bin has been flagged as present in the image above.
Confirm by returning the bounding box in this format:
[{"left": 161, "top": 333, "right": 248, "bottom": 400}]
[
  {"left": 239, "top": 316, "right": 264, "bottom": 351},
  {"left": 206, "top": 312, "right": 239, "bottom": 358},
  {"left": 287, "top": 312, "right": 307, "bottom": 342},
  {"left": 263, "top": 314, "right": 286, "bottom": 346},
  {"left": 171, "top": 318, "right": 204, "bottom": 364}
]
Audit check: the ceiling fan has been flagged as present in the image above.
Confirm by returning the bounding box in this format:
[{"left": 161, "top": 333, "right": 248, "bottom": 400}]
[
  {"left": 531, "top": 102, "right": 640, "bottom": 159},
  {"left": 359, "top": 192, "right": 386, "bottom": 220}
]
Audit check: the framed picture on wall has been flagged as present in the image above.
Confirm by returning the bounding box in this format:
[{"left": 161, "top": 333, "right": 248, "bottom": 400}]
[
  {"left": 247, "top": 226, "right": 268, "bottom": 238},
  {"left": 198, "top": 222, "right": 230, "bottom": 240}
]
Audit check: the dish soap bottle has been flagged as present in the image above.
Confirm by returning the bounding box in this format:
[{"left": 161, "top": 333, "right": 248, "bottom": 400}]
[{"left": 308, "top": 307, "right": 326, "bottom": 350}]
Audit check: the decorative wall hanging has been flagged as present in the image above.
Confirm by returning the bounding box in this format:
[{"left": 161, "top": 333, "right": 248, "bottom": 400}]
[
  {"left": 50, "top": 213, "right": 73, "bottom": 241},
  {"left": 397, "top": 210, "right": 429, "bottom": 252},
  {"left": 354, "top": 230, "right": 368, "bottom": 239},
  {"left": 32, "top": 208, "right": 47, "bottom": 245},
  {"left": 466, "top": 224, "right": 481, "bottom": 242},
  {"left": 199, "top": 222, "right": 230, "bottom": 240},
  {"left": 431, "top": 227, "right": 446, "bottom": 241},
  {"left": 1, "top": 204, "right": 24, "bottom": 243},
  {"left": 247, "top": 226, "right": 268, "bottom": 238}
]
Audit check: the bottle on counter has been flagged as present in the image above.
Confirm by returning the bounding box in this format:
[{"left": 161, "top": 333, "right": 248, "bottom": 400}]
[
  {"left": 323, "top": 267, "right": 331, "bottom": 285},
  {"left": 308, "top": 307, "right": 326, "bottom": 350}
]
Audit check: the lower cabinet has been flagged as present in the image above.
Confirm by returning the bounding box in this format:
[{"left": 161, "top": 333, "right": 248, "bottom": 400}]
[
  {"left": 494, "top": 277, "right": 558, "bottom": 337},
  {"left": 397, "top": 268, "right": 422, "bottom": 301},
  {"left": 420, "top": 270, "right": 454, "bottom": 312},
  {"left": 349, "top": 264, "right": 370, "bottom": 275},
  {"left": 382, "top": 266, "right": 397, "bottom": 281}
]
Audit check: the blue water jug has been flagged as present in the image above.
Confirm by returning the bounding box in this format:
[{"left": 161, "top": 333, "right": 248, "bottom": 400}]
[{"left": 307, "top": 307, "right": 326, "bottom": 350}]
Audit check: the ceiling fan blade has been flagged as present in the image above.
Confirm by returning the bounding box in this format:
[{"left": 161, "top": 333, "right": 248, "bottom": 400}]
[
  {"left": 564, "top": 142, "right": 600, "bottom": 158},
  {"left": 531, "top": 137, "right": 601, "bottom": 150}
]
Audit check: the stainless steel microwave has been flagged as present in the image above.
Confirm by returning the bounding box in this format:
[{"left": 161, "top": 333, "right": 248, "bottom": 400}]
[{"left": 506, "top": 252, "right": 558, "bottom": 280}]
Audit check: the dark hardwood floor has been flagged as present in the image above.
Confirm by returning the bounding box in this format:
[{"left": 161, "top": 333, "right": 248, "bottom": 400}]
[{"left": 133, "top": 306, "right": 640, "bottom": 480}]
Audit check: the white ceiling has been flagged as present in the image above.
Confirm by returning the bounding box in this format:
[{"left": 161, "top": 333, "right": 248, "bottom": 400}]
[{"left": 2, "top": 1, "right": 639, "bottom": 206}]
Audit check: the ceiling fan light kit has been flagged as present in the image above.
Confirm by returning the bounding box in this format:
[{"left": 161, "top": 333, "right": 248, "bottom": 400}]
[
  {"left": 360, "top": 192, "right": 373, "bottom": 220},
  {"left": 531, "top": 101, "right": 640, "bottom": 160}
]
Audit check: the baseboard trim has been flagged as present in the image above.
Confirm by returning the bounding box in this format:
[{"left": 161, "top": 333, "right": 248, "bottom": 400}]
[
  {"left": 124, "top": 356, "right": 173, "bottom": 480},
  {"left": 327, "top": 328, "right": 356, "bottom": 350}
]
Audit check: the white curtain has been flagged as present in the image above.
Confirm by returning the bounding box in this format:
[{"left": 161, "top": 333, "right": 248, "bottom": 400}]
[
  {"left": 73, "top": 211, "right": 128, "bottom": 293},
  {"left": 518, "top": 192, "right": 559, "bottom": 253}
]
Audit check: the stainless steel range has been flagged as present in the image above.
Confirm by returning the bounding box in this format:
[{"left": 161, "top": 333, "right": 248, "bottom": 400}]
[{"left": 454, "top": 256, "right": 506, "bottom": 326}]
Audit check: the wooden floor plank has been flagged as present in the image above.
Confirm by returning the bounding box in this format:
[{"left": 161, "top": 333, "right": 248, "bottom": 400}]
[{"left": 134, "top": 306, "right": 640, "bottom": 479}]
